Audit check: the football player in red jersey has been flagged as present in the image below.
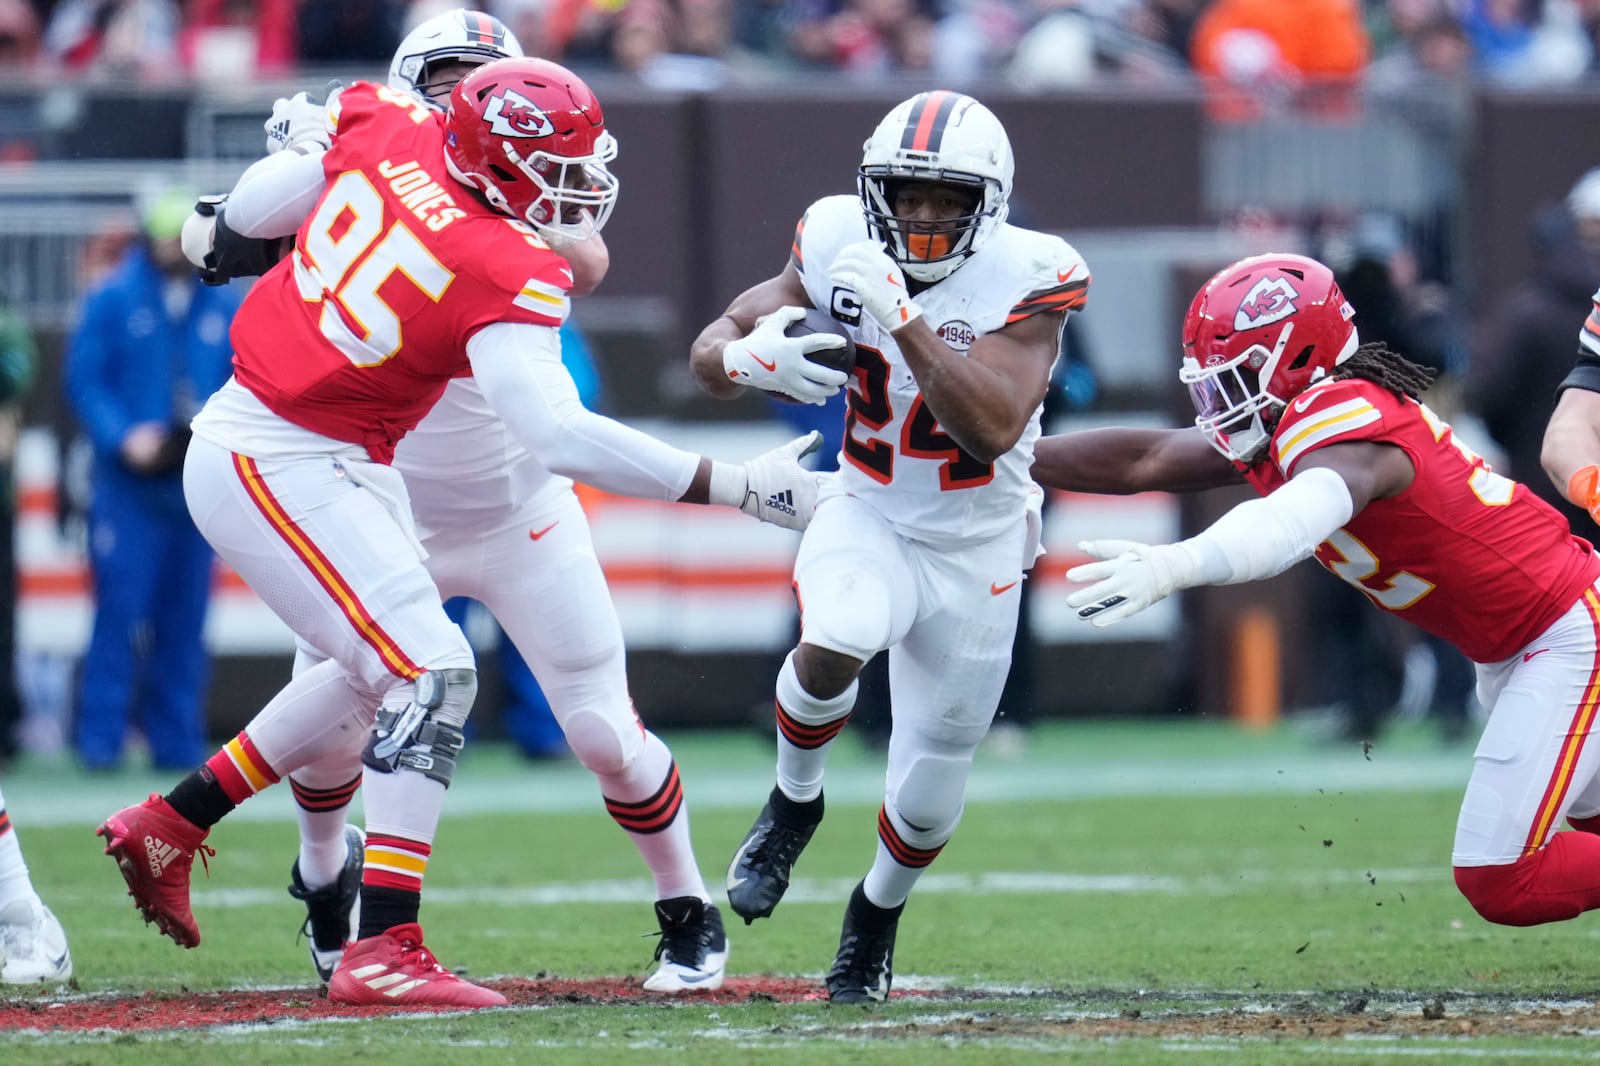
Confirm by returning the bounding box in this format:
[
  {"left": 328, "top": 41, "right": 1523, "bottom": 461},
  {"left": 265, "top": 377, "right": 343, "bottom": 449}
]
[
  {"left": 1033, "top": 252, "right": 1600, "bottom": 932},
  {"left": 146, "top": 10, "right": 733, "bottom": 996},
  {"left": 97, "top": 57, "right": 823, "bottom": 1009}
]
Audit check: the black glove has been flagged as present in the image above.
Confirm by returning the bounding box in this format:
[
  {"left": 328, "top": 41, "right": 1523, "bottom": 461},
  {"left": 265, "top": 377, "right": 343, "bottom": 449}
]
[{"left": 194, "top": 195, "right": 293, "bottom": 286}]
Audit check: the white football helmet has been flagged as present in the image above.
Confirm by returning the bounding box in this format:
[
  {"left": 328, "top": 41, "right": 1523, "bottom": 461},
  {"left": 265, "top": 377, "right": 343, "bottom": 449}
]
[
  {"left": 858, "top": 91, "right": 1013, "bottom": 283},
  {"left": 389, "top": 9, "right": 523, "bottom": 104}
]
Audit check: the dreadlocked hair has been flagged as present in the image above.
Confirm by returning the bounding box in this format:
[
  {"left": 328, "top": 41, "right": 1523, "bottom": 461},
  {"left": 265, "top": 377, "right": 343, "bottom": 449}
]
[{"left": 1329, "top": 342, "right": 1436, "bottom": 400}]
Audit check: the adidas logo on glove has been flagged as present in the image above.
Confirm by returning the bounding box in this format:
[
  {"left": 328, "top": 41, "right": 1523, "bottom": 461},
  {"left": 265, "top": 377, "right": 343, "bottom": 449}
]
[{"left": 765, "top": 489, "right": 797, "bottom": 517}]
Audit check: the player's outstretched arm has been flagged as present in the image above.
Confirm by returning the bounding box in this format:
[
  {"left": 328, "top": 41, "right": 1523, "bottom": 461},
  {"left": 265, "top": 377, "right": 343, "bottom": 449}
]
[
  {"left": 469, "top": 321, "right": 824, "bottom": 530},
  {"left": 1032, "top": 426, "right": 1240, "bottom": 495},
  {"left": 1544, "top": 387, "right": 1600, "bottom": 526},
  {"left": 1066, "top": 466, "right": 1357, "bottom": 628}
]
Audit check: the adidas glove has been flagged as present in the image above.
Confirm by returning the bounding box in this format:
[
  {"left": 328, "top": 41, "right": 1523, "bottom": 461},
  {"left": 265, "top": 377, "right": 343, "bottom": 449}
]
[
  {"left": 1064, "top": 539, "right": 1200, "bottom": 628},
  {"left": 707, "top": 431, "right": 825, "bottom": 532},
  {"left": 265, "top": 91, "right": 330, "bottom": 155},
  {"left": 722, "top": 306, "right": 849, "bottom": 406},
  {"left": 828, "top": 240, "right": 921, "bottom": 332}
]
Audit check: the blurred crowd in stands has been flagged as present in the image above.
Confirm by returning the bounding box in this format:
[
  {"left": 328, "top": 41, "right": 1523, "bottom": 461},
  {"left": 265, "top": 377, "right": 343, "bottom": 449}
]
[{"left": 0, "top": 0, "right": 1593, "bottom": 90}]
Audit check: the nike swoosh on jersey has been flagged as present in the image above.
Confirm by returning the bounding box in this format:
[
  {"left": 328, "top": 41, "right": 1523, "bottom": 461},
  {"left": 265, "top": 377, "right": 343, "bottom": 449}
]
[
  {"left": 991, "top": 581, "right": 1019, "bottom": 595},
  {"left": 529, "top": 522, "right": 559, "bottom": 540},
  {"left": 1524, "top": 648, "right": 1550, "bottom": 663}
]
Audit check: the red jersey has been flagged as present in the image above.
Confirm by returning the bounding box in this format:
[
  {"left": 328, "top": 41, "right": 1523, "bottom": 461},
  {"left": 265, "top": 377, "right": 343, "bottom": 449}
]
[
  {"left": 228, "top": 81, "right": 574, "bottom": 463},
  {"left": 1242, "top": 378, "right": 1599, "bottom": 663}
]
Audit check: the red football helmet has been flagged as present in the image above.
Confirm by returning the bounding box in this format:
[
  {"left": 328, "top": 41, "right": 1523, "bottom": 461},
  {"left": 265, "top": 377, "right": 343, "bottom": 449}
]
[
  {"left": 443, "top": 57, "right": 618, "bottom": 244},
  {"left": 1179, "top": 253, "right": 1360, "bottom": 462}
]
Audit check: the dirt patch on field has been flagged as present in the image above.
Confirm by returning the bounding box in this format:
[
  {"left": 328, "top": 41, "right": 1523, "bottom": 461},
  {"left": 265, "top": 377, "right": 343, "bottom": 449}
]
[
  {"left": 4, "top": 982, "right": 1599, "bottom": 1040},
  {"left": 0, "top": 977, "right": 829, "bottom": 1032}
]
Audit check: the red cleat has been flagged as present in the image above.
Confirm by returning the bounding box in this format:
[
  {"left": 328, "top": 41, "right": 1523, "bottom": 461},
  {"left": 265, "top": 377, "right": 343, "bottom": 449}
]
[
  {"left": 328, "top": 923, "right": 506, "bottom": 1008},
  {"left": 96, "top": 794, "right": 213, "bottom": 948}
]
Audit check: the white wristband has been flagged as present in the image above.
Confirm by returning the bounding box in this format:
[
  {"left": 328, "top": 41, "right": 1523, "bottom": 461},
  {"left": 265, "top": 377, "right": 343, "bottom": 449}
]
[{"left": 707, "top": 460, "right": 749, "bottom": 510}]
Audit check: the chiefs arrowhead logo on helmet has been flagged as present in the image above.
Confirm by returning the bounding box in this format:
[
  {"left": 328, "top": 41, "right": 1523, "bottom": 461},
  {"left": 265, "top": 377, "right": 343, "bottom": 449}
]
[
  {"left": 484, "top": 88, "right": 555, "bottom": 138},
  {"left": 1233, "top": 276, "right": 1299, "bottom": 332}
]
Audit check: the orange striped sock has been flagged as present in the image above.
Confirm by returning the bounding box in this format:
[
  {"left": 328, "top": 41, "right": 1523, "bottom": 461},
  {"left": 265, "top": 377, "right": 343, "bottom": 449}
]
[
  {"left": 876, "top": 805, "right": 945, "bottom": 869},
  {"left": 605, "top": 762, "right": 684, "bottom": 834}
]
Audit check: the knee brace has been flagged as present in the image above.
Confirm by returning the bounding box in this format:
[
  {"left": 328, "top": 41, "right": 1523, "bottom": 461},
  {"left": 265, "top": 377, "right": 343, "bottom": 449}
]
[
  {"left": 362, "top": 668, "right": 477, "bottom": 788},
  {"left": 801, "top": 567, "right": 894, "bottom": 662},
  {"left": 563, "top": 705, "right": 644, "bottom": 777},
  {"left": 888, "top": 749, "right": 972, "bottom": 835}
]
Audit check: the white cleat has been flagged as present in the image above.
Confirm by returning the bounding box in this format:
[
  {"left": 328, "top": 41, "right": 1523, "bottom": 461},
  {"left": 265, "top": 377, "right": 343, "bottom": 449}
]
[
  {"left": 0, "top": 897, "right": 73, "bottom": 984},
  {"left": 642, "top": 896, "right": 728, "bottom": 993}
]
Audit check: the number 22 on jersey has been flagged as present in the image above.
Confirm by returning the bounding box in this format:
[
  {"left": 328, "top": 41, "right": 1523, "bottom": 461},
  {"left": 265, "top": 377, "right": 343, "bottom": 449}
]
[{"left": 293, "top": 171, "right": 455, "bottom": 367}]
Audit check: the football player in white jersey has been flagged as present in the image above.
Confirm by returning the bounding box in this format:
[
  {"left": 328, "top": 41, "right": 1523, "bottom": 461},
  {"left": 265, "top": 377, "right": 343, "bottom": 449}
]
[
  {"left": 689, "top": 90, "right": 1090, "bottom": 1002},
  {"left": 1542, "top": 284, "right": 1600, "bottom": 524},
  {"left": 99, "top": 12, "right": 814, "bottom": 1001}
]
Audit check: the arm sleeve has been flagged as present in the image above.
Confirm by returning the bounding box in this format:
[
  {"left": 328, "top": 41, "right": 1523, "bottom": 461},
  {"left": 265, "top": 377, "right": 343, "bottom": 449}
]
[
  {"left": 1178, "top": 465, "right": 1354, "bottom": 585},
  {"left": 1558, "top": 352, "right": 1600, "bottom": 397},
  {"left": 226, "top": 150, "right": 327, "bottom": 239},
  {"left": 467, "top": 321, "right": 700, "bottom": 500}
]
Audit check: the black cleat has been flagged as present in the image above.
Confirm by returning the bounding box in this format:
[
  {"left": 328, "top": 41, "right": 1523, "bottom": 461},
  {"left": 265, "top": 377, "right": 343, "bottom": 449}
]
[
  {"left": 287, "top": 824, "right": 364, "bottom": 984},
  {"left": 725, "top": 786, "right": 823, "bottom": 924},
  {"left": 825, "top": 880, "right": 903, "bottom": 1004}
]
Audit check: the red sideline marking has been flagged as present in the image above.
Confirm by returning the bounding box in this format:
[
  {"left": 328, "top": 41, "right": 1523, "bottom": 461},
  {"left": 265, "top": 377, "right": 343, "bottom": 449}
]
[{"left": 0, "top": 977, "right": 939, "bottom": 1032}]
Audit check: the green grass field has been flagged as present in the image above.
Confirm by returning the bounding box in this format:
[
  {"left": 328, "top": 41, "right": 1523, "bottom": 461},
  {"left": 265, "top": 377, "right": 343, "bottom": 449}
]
[{"left": 6, "top": 716, "right": 1600, "bottom": 1063}]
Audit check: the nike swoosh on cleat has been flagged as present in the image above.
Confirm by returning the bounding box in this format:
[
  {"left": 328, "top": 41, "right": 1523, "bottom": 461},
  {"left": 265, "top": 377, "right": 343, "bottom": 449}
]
[
  {"left": 726, "top": 837, "right": 757, "bottom": 891},
  {"left": 990, "top": 581, "right": 1019, "bottom": 595},
  {"left": 673, "top": 969, "right": 723, "bottom": 985},
  {"left": 1056, "top": 267, "right": 1076, "bottom": 283},
  {"left": 529, "top": 522, "right": 559, "bottom": 540}
]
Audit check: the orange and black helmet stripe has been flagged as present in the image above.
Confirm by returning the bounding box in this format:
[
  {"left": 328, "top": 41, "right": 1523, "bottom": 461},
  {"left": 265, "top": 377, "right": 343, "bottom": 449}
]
[
  {"left": 460, "top": 9, "right": 506, "bottom": 47},
  {"left": 900, "top": 90, "right": 958, "bottom": 154},
  {"left": 790, "top": 213, "right": 807, "bottom": 272}
]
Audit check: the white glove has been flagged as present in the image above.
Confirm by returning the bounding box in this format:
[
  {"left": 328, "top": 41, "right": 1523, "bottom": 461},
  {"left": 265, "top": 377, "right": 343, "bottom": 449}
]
[
  {"left": 708, "top": 431, "right": 826, "bottom": 532},
  {"left": 1064, "top": 539, "right": 1200, "bottom": 628},
  {"left": 265, "top": 91, "right": 330, "bottom": 155},
  {"left": 722, "top": 306, "right": 849, "bottom": 406},
  {"left": 180, "top": 209, "right": 215, "bottom": 269},
  {"left": 828, "top": 240, "right": 921, "bottom": 332}
]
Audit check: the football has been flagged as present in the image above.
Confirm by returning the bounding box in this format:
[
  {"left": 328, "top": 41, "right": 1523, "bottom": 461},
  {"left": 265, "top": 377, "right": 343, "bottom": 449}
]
[{"left": 785, "top": 308, "right": 857, "bottom": 375}]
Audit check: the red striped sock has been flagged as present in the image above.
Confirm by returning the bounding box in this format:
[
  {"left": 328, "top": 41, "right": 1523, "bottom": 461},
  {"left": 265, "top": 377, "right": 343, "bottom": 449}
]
[
  {"left": 205, "top": 732, "right": 281, "bottom": 805},
  {"left": 363, "top": 833, "right": 432, "bottom": 894}
]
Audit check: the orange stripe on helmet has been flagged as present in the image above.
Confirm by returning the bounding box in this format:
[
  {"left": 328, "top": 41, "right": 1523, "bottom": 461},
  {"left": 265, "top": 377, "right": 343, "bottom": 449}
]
[{"left": 902, "top": 90, "right": 955, "bottom": 153}]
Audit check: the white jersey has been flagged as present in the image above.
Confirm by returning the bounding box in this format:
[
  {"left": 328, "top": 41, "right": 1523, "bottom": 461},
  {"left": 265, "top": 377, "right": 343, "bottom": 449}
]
[
  {"left": 394, "top": 377, "right": 568, "bottom": 540},
  {"left": 1583, "top": 286, "right": 1600, "bottom": 359},
  {"left": 793, "top": 194, "right": 1089, "bottom": 546}
]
